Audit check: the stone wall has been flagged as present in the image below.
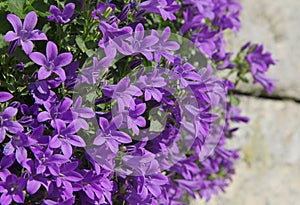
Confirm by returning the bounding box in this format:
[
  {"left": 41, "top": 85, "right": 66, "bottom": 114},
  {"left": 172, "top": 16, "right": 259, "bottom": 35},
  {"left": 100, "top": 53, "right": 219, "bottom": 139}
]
[{"left": 191, "top": 0, "right": 300, "bottom": 204}]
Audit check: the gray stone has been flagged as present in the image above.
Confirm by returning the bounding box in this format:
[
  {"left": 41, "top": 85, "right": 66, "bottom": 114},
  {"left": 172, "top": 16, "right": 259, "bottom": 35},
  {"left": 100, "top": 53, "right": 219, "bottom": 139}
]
[
  {"left": 190, "top": 96, "right": 300, "bottom": 205},
  {"left": 225, "top": 0, "right": 300, "bottom": 99}
]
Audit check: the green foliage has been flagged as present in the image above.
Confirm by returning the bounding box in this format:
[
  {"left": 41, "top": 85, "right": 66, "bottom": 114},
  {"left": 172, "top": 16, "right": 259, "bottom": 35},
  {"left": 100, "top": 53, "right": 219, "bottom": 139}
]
[{"left": 6, "top": 0, "right": 26, "bottom": 18}]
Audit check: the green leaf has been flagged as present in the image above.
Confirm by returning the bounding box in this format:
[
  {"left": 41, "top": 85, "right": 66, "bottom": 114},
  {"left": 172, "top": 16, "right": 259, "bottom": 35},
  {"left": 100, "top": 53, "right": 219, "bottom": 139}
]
[
  {"left": 229, "top": 93, "right": 240, "bottom": 106},
  {"left": 149, "top": 120, "right": 164, "bottom": 132},
  {"left": 0, "top": 34, "right": 8, "bottom": 49},
  {"left": 75, "top": 36, "right": 87, "bottom": 52},
  {"left": 7, "top": 0, "right": 26, "bottom": 18}
]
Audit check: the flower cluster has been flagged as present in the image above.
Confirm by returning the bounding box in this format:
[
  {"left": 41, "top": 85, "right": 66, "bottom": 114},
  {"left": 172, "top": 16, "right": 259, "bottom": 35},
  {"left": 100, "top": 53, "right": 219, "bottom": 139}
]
[{"left": 0, "top": 0, "right": 276, "bottom": 204}]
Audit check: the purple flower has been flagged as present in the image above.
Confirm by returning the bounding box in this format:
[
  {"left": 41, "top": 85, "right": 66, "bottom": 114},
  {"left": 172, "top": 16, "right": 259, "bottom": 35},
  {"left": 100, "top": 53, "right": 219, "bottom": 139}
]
[
  {"left": 171, "top": 62, "right": 202, "bottom": 88},
  {"left": 33, "top": 148, "right": 69, "bottom": 175},
  {"left": 102, "top": 77, "right": 142, "bottom": 111},
  {"left": 28, "top": 80, "right": 52, "bottom": 101},
  {"left": 192, "top": 26, "right": 218, "bottom": 58},
  {"left": 48, "top": 3, "right": 75, "bottom": 24},
  {"left": 118, "top": 4, "right": 130, "bottom": 22},
  {"left": 3, "top": 132, "right": 37, "bottom": 168},
  {"left": 4, "top": 11, "right": 47, "bottom": 55},
  {"left": 246, "top": 44, "right": 277, "bottom": 94},
  {"left": 49, "top": 120, "right": 86, "bottom": 158},
  {"left": 182, "top": 0, "right": 214, "bottom": 19},
  {"left": 30, "top": 41, "right": 73, "bottom": 81},
  {"left": 180, "top": 8, "right": 203, "bottom": 34},
  {"left": 136, "top": 69, "right": 167, "bottom": 102},
  {"left": 129, "top": 23, "right": 159, "bottom": 61},
  {"left": 0, "top": 174, "right": 26, "bottom": 205},
  {"left": 98, "top": 22, "right": 133, "bottom": 57},
  {"left": 74, "top": 170, "right": 112, "bottom": 203},
  {"left": 37, "top": 97, "right": 73, "bottom": 128},
  {"left": 94, "top": 116, "right": 132, "bottom": 153},
  {"left": 15, "top": 62, "right": 25, "bottom": 71},
  {"left": 70, "top": 96, "right": 95, "bottom": 130},
  {"left": 0, "top": 92, "right": 13, "bottom": 103},
  {"left": 0, "top": 155, "right": 14, "bottom": 180},
  {"left": 125, "top": 99, "right": 146, "bottom": 135},
  {"left": 80, "top": 56, "right": 112, "bottom": 85},
  {"left": 151, "top": 27, "right": 180, "bottom": 62},
  {"left": 52, "top": 162, "right": 83, "bottom": 192},
  {"left": 92, "top": 2, "right": 115, "bottom": 20},
  {"left": 0, "top": 107, "right": 24, "bottom": 143},
  {"left": 139, "top": 0, "right": 180, "bottom": 21}
]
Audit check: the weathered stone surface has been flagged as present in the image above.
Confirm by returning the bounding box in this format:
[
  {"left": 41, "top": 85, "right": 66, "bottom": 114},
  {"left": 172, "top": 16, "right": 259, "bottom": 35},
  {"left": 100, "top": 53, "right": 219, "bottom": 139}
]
[
  {"left": 226, "top": 0, "right": 300, "bottom": 99},
  {"left": 190, "top": 96, "right": 300, "bottom": 205}
]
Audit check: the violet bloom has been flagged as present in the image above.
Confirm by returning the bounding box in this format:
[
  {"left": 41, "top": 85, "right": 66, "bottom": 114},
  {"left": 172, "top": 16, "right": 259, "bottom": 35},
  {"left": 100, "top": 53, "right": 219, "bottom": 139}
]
[
  {"left": 98, "top": 22, "right": 133, "bottom": 57},
  {"left": 74, "top": 170, "right": 112, "bottom": 203},
  {"left": 71, "top": 96, "right": 95, "bottom": 130},
  {"left": 129, "top": 23, "right": 159, "bottom": 61},
  {"left": 94, "top": 116, "right": 132, "bottom": 153},
  {"left": 28, "top": 80, "right": 51, "bottom": 101},
  {"left": 136, "top": 174, "right": 168, "bottom": 198},
  {"left": 102, "top": 77, "right": 142, "bottom": 111},
  {"left": 136, "top": 69, "right": 167, "bottom": 102},
  {"left": 37, "top": 97, "right": 73, "bottom": 129},
  {"left": 92, "top": 2, "right": 115, "bottom": 20},
  {"left": 180, "top": 8, "right": 203, "bottom": 34},
  {"left": 118, "top": 4, "right": 130, "bottom": 22},
  {"left": 48, "top": 3, "right": 75, "bottom": 24},
  {"left": 151, "top": 27, "right": 180, "bottom": 63},
  {"left": 30, "top": 41, "right": 73, "bottom": 81},
  {"left": 139, "top": 0, "right": 180, "bottom": 21},
  {"left": 80, "top": 56, "right": 112, "bottom": 85},
  {"left": 171, "top": 62, "right": 202, "bottom": 88},
  {"left": 246, "top": 44, "right": 277, "bottom": 94},
  {"left": 192, "top": 26, "right": 218, "bottom": 58},
  {"left": 3, "top": 132, "right": 37, "bottom": 167},
  {"left": 4, "top": 11, "right": 47, "bottom": 55},
  {"left": 0, "top": 155, "right": 14, "bottom": 180},
  {"left": 0, "top": 107, "right": 24, "bottom": 143},
  {"left": 49, "top": 120, "right": 86, "bottom": 158},
  {"left": 33, "top": 148, "right": 69, "bottom": 175},
  {"left": 182, "top": 0, "right": 214, "bottom": 19},
  {"left": 53, "top": 162, "right": 83, "bottom": 192},
  {"left": 0, "top": 174, "right": 26, "bottom": 205},
  {"left": 126, "top": 99, "right": 146, "bottom": 135},
  {"left": 0, "top": 92, "right": 13, "bottom": 103},
  {"left": 15, "top": 62, "right": 25, "bottom": 71}
]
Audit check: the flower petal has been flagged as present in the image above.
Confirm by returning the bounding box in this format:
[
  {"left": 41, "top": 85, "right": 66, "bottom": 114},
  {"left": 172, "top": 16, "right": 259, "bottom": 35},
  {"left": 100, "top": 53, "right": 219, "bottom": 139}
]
[
  {"left": 2, "top": 107, "right": 17, "bottom": 118},
  {"left": 53, "top": 67, "right": 66, "bottom": 81},
  {"left": 67, "top": 135, "right": 86, "bottom": 147},
  {"left": 23, "top": 11, "right": 37, "bottom": 31},
  {"left": 54, "top": 53, "right": 73, "bottom": 67},
  {"left": 4, "top": 31, "right": 18, "bottom": 42},
  {"left": 27, "top": 180, "right": 41, "bottom": 194},
  {"left": 46, "top": 41, "right": 58, "bottom": 61},
  {"left": 111, "top": 131, "right": 132, "bottom": 143},
  {"left": 7, "top": 14, "right": 22, "bottom": 32},
  {"left": 49, "top": 135, "right": 61, "bottom": 148},
  {"left": 61, "top": 142, "right": 72, "bottom": 158},
  {"left": 37, "top": 111, "right": 51, "bottom": 122},
  {"left": 38, "top": 66, "right": 52, "bottom": 80},
  {"left": 21, "top": 40, "right": 34, "bottom": 55},
  {"left": 0, "top": 92, "right": 13, "bottom": 103},
  {"left": 62, "top": 3, "right": 75, "bottom": 19},
  {"left": 30, "top": 52, "right": 46, "bottom": 66}
]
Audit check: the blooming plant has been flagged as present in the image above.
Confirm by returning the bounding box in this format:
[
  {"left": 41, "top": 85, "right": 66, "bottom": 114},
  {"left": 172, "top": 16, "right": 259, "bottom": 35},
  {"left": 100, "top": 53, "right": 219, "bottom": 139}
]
[{"left": 0, "top": 0, "right": 276, "bottom": 204}]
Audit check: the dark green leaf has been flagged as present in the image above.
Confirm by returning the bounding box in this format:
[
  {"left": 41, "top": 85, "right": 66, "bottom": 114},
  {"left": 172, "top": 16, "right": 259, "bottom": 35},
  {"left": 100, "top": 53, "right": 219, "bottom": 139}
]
[{"left": 7, "top": 0, "right": 26, "bottom": 18}]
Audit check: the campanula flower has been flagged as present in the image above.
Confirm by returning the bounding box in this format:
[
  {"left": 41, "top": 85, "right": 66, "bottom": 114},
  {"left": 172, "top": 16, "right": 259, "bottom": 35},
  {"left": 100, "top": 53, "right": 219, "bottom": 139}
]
[
  {"left": 30, "top": 41, "right": 73, "bottom": 81},
  {"left": 48, "top": 3, "right": 75, "bottom": 24},
  {"left": 4, "top": 11, "right": 47, "bottom": 55}
]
